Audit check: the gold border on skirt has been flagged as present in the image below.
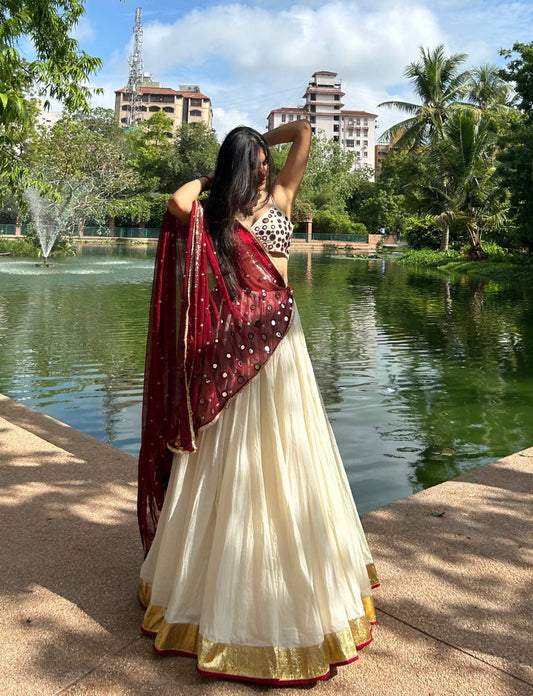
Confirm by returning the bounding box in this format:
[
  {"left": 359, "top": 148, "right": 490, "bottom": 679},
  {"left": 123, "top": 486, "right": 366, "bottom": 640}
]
[{"left": 138, "top": 577, "right": 376, "bottom": 682}]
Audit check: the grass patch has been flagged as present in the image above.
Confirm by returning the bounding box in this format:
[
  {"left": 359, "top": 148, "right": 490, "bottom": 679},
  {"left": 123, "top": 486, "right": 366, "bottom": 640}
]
[
  {"left": 0, "top": 239, "right": 38, "bottom": 256},
  {"left": 398, "top": 247, "right": 533, "bottom": 283}
]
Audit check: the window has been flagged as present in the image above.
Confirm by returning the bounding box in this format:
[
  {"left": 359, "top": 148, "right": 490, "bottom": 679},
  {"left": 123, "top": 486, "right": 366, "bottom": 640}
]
[
  {"left": 311, "top": 127, "right": 316, "bottom": 134},
  {"left": 296, "top": 115, "right": 301, "bottom": 120},
  {"left": 346, "top": 139, "right": 354, "bottom": 148},
  {"left": 364, "top": 118, "right": 368, "bottom": 125},
  {"left": 356, "top": 139, "right": 360, "bottom": 145},
  {"left": 363, "top": 152, "right": 368, "bottom": 157},
  {"left": 364, "top": 129, "right": 368, "bottom": 136},
  {"left": 333, "top": 135, "right": 339, "bottom": 142},
  {"left": 191, "top": 98, "right": 202, "bottom": 107},
  {"left": 333, "top": 124, "right": 339, "bottom": 132},
  {"left": 364, "top": 140, "right": 368, "bottom": 146},
  {"left": 139, "top": 105, "right": 147, "bottom": 111},
  {"left": 190, "top": 109, "right": 201, "bottom": 116},
  {"left": 289, "top": 114, "right": 294, "bottom": 121},
  {"left": 356, "top": 151, "right": 360, "bottom": 157},
  {"left": 356, "top": 129, "right": 361, "bottom": 137},
  {"left": 356, "top": 118, "right": 360, "bottom": 125},
  {"left": 310, "top": 105, "right": 316, "bottom": 112},
  {"left": 333, "top": 115, "right": 339, "bottom": 121},
  {"left": 163, "top": 107, "right": 174, "bottom": 113},
  {"left": 122, "top": 105, "right": 130, "bottom": 111},
  {"left": 334, "top": 105, "right": 340, "bottom": 110},
  {"left": 310, "top": 94, "right": 316, "bottom": 101},
  {"left": 334, "top": 95, "right": 340, "bottom": 101},
  {"left": 149, "top": 106, "right": 160, "bottom": 112},
  {"left": 121, "top": 117, "right": 127, "bottom": 123},
  {"left": 310, "top": 116, "right": 316, "bottom": 123},
  {"left": 281, "top": 114, "right": 286, "bottom": 123}
]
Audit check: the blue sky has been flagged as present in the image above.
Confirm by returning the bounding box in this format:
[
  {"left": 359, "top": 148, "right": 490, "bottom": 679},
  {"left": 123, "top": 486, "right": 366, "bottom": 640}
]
[{"left": 72, "top": 0, "right": 532, "bottom": 137}]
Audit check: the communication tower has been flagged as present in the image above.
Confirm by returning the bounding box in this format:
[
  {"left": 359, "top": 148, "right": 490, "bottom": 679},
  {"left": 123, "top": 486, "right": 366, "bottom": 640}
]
[{"left": 125, "top": 7, "right": 143, "bottom": 127}]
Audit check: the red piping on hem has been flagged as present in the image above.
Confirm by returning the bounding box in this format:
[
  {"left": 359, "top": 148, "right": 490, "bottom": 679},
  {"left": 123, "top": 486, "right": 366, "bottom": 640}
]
[
  {"left": 330, "top": 654, "right": 359, "bottom": 668},
  {"left": 154, "top": 645, "right": 197, "bottom": 658},
  {"left": 141, "top": 627, "right": 157, "bottom": 637},
  {"left": 371, "top": 583, "right": 381, "bottom": 589},
  {"left": 196, "top": 666, "right": 331, "bottom": 686}
]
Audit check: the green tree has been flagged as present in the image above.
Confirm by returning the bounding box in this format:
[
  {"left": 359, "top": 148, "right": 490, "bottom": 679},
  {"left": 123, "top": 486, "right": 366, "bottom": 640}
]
[
  {"left": 298, "top": 134, "right": 357, "bottom": 214},
  {"left": 172, "top": 122, "right": 220, "bottom": 188},
  {"left": 358, "top": 189, "right": 406, "bottom": 233},
  {"left": 126, "top": 112, "right": 175, "bottom": 194},
  {"left": 0, "top": 1, "right": 102, "bottom": 199},
  {"left": 498, "top": 42, "right": 533, "bottom": 250},
  {"left": 410, "top": 109, "right": 508, "bottom": 256},
  {"left": 466, "top": 64, "right": 513, "bottom": 113},
  {"left": 27, "top": 116, "right": 143, "bottom": 231},
  {"left": 378, "top": 44, "right": 470, "bottom": 150}
]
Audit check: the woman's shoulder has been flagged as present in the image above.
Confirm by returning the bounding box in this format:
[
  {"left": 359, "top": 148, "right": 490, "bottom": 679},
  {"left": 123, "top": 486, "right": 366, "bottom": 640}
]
[{"left": 270, "top": 187, "right": 291, "bottom": 219}]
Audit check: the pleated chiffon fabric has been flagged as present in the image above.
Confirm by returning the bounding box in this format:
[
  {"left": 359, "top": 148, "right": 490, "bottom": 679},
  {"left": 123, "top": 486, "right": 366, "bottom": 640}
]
[{"left": 139, "top": 308, "right": 379, "bottom": 684}]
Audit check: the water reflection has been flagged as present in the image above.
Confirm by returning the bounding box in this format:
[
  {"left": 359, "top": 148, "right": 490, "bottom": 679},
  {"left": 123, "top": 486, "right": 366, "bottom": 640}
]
[
  {"left": 290, "top": 255, "right": 533, "bottom": 507},
  {"left": 1, "top": 250, "right": 532, "bottom": 513}
]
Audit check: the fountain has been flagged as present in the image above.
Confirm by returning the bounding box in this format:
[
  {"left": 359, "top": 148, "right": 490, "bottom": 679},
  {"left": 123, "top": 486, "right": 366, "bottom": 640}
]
[{"left": 23, "top": 188, "right": 66, "bottom": 267}]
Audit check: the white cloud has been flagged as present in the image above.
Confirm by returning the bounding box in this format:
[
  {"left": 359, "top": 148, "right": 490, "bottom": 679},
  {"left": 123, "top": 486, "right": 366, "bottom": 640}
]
[
  {"left": 135, "top": 1, "right": 445, "bottom": 136},
  {"left": 142, "top": 2, "right": 444, "bottom": 87},
  {"left": 72, "top": 17, "right": 95, "bottom": 42},
  {"left": 88, "top": 0, "right": 532, "bottom": 140},
  {"left": 212, "top": 107, "right": 252, "bottom": 140}
]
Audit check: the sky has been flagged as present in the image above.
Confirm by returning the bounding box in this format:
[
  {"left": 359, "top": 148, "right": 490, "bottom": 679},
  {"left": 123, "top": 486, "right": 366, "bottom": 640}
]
[{"left": 68, "top": 0, "right": 532, "bottom": 139}]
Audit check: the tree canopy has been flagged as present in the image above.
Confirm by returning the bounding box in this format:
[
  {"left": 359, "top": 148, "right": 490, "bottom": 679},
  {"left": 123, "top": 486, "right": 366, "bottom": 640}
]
[{"left": 0, "top": 0, "right": 101, "bottom": 199}]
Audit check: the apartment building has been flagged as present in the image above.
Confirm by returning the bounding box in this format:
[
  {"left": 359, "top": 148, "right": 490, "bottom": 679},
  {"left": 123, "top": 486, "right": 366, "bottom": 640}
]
[
  {"left": 267, "top": 70, "right": 377, "bottom": 172},
  {"left": 114, "top": 74, "right": 213, "bottom": 136}
]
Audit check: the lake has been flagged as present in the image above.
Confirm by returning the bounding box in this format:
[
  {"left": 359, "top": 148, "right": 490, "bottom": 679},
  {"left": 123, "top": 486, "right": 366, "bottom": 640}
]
[{"left": 1, "top": 247, "right": 532, "bottom": 513}]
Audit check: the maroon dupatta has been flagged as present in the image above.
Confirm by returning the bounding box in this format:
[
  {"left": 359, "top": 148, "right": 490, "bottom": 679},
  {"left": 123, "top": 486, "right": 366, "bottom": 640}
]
[{"left": 138, "top": 201, "right": 294, "bottom": 552}]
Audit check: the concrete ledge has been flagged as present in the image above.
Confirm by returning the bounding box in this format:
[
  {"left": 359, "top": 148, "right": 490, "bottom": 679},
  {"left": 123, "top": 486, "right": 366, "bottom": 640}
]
[{"left": 1, "top": 393, "right": 531, "bottom": 695}]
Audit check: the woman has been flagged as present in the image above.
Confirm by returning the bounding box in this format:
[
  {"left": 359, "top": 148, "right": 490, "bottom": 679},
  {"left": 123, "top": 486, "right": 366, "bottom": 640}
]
[{"left": 137, "top": 120, "right": 379, "bottom": 685}]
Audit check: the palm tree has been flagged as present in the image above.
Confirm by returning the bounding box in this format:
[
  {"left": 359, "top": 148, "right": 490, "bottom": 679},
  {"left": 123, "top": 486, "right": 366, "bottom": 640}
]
[
  {"left": 466, "top": 64, "right": 513, "bottom": 113},
  {"left": 378, "top": 45, "right": 470, "bottom": 150},
  {"left": 410, "top": 108, "right": 508, "bottom": 255}
]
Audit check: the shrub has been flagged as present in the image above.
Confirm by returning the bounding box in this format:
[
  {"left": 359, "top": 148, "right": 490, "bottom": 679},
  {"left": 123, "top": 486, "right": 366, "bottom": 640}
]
[
  {"left": 400, "top": 248, "right": 459, "bottom": 266},
  {"left": 0, "top": 239, "right": 38, "bottom": 256},
  {"left": 403, "top": 216, "right": 441, "bottom": 249},
  {"left": 351, "top": 222, "right": 368, "bottom": 236},
  {"left": 480, "top": 241, "right": 508, "bottom": 261},
  {"left": 312, "top": 210, "right": 358, "bottom": 235}
]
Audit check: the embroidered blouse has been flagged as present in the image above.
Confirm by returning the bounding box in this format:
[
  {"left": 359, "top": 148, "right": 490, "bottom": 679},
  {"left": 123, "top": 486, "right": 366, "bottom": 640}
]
[{"left": 251, "top": 200, "right": 293, "bottom": 259}]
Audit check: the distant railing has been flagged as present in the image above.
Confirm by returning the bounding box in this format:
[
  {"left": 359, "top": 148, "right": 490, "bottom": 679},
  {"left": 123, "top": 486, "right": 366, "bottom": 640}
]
[
  {"left": 80, "top": 226, "right": 160, "bottom": 239},
  {"left": 0, "top": 224, "right": 17, "bottom": 235},
  {"left": 0, "top": 224, "right": 369, "bottom": 244},
  {"left": 310, "top": 233, "right": 368, "bottom": 243}
]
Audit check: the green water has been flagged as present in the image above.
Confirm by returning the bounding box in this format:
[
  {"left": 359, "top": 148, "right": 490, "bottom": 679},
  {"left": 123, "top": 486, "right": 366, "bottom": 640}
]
[{"left": 1, "top": 248, "right": 532, "bottom": 513}]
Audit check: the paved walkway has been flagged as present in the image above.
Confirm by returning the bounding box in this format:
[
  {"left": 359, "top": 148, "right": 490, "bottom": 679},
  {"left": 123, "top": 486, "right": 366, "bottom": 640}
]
[{"left": 1, "top": 393, "right": 531, "bottom": 696}]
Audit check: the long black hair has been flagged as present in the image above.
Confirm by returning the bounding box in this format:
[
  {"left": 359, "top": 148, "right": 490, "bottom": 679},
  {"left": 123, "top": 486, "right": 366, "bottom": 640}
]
[{"left": 203, "top": 126, "right": 273, "bottom": 298}]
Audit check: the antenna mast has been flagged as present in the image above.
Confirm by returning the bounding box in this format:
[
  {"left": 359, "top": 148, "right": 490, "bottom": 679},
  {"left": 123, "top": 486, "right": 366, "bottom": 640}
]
[{"left": 126, "top": 7, "right": 143, "bottom": 127}]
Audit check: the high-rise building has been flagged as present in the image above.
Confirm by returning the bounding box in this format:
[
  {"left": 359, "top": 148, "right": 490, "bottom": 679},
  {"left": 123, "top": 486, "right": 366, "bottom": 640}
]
[
  {"left": 267, "top": 70, "right": 377, "bottom": 171},
  {"left": 114, "top": 74, "right": 213, "bottom": 137}
]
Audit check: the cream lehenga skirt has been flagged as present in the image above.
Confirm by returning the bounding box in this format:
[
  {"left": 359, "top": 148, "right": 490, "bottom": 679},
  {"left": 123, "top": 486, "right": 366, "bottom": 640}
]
[{"left": 138, "top": 308, "right": 379, "bottom": 685}]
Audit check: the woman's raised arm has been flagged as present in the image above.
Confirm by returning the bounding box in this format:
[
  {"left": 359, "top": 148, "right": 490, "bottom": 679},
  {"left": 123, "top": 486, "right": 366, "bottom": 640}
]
[
  {"left": 263, "top": 120, "right": 312, "bottom": 216},
  {"left": 167, "top": 173, "right": 214, "bottom": 223}
]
